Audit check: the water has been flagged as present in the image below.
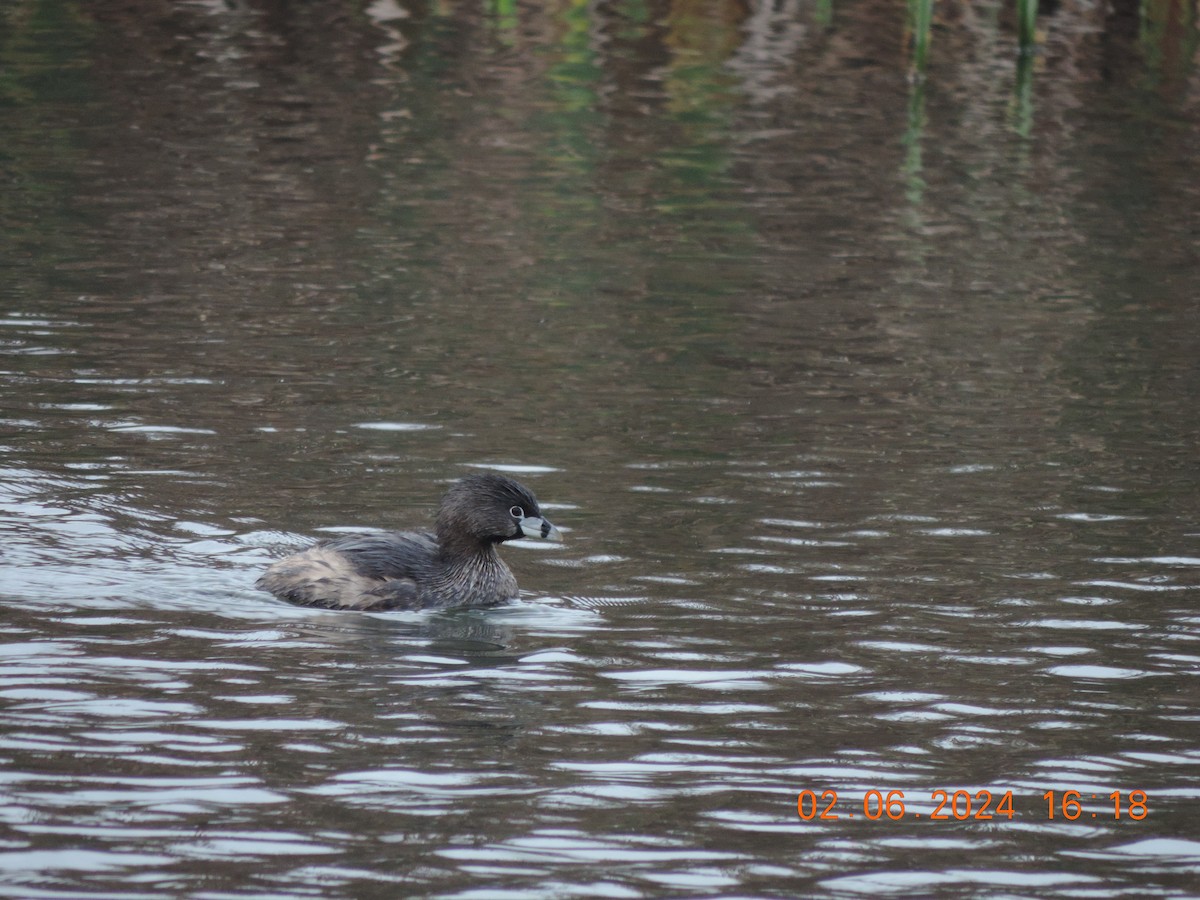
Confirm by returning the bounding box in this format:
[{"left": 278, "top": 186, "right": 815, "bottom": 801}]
[{"left": 2, "top": 0, "right": 1199, "bottom": 897}]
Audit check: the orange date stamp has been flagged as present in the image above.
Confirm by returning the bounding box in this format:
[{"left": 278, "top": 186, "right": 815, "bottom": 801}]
[{"left": 797, "top": 789, "right": 1149, "bottom": 822}]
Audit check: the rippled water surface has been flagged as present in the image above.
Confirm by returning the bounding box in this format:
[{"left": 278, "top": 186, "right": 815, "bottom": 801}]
[{"left": 2, "top": 0, "right": 1199, "bottom": 897}]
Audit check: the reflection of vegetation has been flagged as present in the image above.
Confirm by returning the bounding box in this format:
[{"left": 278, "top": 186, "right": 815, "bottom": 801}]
[
  {"left": 486, "top": 0, "right": 519, "bottom": 35},
  {"left": 900, "top": 81, "right": 927, "bottom": 209},
  {"left": 898, "top": 75, "right": 930, "bottom": 270},
  {"left": 662, "top": 1, "right": 743, "bottom": 135},
  {"left": 0, "top": 0, "right": 92, "bottom": 105},
  {"left": 906, "top": 0, "right": 933, "bottom": 75},
  {"left": 1016, "top": 0, "right": 1037, "bottom": 52},
  {"left": 532, "top": 0, "right": 754, "bottom": 377},
  {"left": 814, "top": 0, "right": 834, "bottom": 28},
  {"left": 655, "top": 0, "right": 748, "bottom": 247},
  {"left": 616, "top": 0, "right": 652, "bottom": 33},
  {"left": 1010, "top": 49, "right": 1035, "bottom": 138},
  {"left": 0, "top": 0, "right": 96, "bottom": 277},
  {"left": 1140, "top": 0, "right": 1198, "bottom": 97},
  {"left": 539, "top": 0, "right": 603, "bottom": 181},
  {"left": 531, "top": 0, "right": 755, "bottom": 247},
  {"left": 3, "top": 0, "right": 1197, "bottom": 503}
]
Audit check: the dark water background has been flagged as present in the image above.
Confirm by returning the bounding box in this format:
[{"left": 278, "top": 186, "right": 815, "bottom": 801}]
[{"left": 2, "top": 0, "right": 1199, "bottom": 896}]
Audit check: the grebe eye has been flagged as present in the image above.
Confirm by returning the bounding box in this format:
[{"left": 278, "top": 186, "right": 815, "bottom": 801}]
[{"left": 509, "top": 506, "right": 524, "bottom": 519}]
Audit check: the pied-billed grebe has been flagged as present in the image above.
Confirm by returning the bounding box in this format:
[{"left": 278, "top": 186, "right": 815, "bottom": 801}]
[{"left": 256, "top": 473, "right": 562, "bottom": 611}]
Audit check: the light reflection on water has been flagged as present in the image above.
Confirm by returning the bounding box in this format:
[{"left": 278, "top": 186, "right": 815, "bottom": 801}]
[
  {"left": 2, "top": 460, "right": 1196, "bottom": 895},
  {"left": 2, "top": 0, "right": 1199, "bottom": 896}
]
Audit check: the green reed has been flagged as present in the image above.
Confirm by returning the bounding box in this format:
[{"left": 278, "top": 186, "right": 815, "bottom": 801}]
[
  {"left": 907, "top": 0, "right": 934, "bottom": 74},
  {"left": 1016, "top": 0, "right": 1038, "bottom": 52}
]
